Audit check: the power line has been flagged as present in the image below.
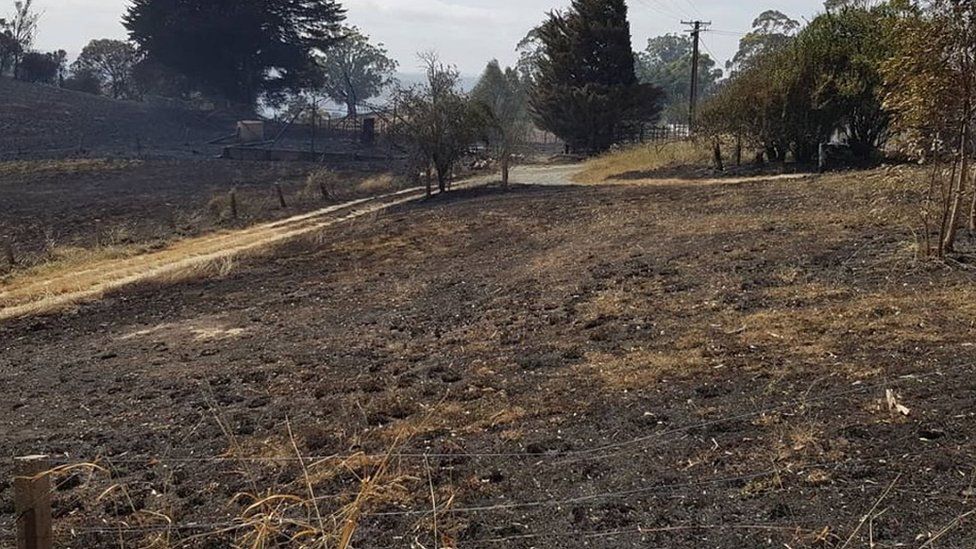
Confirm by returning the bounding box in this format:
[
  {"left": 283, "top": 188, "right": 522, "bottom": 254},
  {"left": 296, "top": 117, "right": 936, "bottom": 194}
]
[
  {"left": 633, "top": 0, "right": 686, "bottom": 21},
  {"left": 369, "top": 442, "right": 973, "bottom": 518},
  {"left": 654, "top": 0, "right": 693, "bottom": 19},
  {"left": 680, "top": 0, "right": 705, "bottom": 19},
  {"left": 710, "top": 28, "right": 750, "bottom": 36},
  {"left": 46, "top": 444, "right": 974, "bottom": 544},
  {"left": 698, "top": 32, "right": 722, "bottom": 65}
]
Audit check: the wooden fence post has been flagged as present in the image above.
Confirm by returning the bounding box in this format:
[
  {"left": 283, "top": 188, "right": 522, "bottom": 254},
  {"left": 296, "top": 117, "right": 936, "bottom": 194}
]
[
  {"left": 229, "top": 188, "right": 238, "bottom": 220},
  {"left": 275, "top": 183, "right": 287, "bottom": 209},
  {"left": 14, "top": 455, "right": 53, "bottom": 549},
  {"left": 3, "top": 240, "right": 15, "bottom": 267}
]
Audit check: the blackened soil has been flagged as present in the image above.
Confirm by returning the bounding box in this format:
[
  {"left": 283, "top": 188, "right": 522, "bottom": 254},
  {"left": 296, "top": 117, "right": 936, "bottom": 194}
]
[{"left": 2, "top": 171, "right": 976, "bottom": 548}]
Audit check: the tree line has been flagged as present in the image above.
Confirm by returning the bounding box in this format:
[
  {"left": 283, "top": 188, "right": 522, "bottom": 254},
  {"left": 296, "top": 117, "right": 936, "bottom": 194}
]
[
  {"left": 697, "top": 0, "right": 976, "bottom": 256},
  {"left": 0, "top": 0, "right": 399, "bottom": 115},
  {"left": 11, "top": 0, "right": 973, "bottom": 258},
  {"left": 2, "top": 0, "right": 667, "bottom": 185}
]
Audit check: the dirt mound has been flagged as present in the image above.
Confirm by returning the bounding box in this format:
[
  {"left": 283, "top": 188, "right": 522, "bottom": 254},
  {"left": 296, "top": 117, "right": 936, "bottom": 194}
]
[{"left": 0, "top": 78, "right": 234, "bottom": 158}]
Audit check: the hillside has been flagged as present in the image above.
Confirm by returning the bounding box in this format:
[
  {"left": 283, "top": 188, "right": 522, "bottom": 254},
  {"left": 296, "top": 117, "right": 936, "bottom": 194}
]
[{"left": 0, "top": 78, "right": 235, "bottom": 158}]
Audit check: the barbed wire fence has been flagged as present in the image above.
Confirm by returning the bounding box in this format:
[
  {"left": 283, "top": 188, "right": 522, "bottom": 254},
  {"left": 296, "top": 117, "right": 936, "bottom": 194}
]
[{"left": 5, "top": 362, "right": 975, "bottom": 548}]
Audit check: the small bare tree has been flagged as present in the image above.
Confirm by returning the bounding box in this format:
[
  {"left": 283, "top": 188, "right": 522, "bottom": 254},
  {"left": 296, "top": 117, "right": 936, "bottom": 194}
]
[
  {"left": 9, "top": 0, "right": 38, "bottom": 73},
  {"left": 391, "top": 53, "right": 482, "bottom": 196},
  {"left": 884, "top": 0, "right": 976, "bottom": 256},
  {"left": 471, "top": 60, "right": 531, "bottom": 188}
]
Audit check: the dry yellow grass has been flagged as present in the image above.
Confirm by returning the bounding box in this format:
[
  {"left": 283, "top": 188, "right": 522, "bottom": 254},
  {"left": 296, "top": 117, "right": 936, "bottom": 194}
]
[
  {"left": 574, "top": 140, "right": 712, "bottom": 183},
  {"left": 355, "top": 174, "right": 397, "bottom": 195},
  {"left": 0, "top": 172, "right": 494, "bottom": 320},
  {"left": 303, "top": 170, "right": 400, "bottom": 201},
  {"left": 0, "top": 187, "right": 429, "bottom": 320},
  {"left": 579, "top": 348, "right": 708, "bottom": 390}
]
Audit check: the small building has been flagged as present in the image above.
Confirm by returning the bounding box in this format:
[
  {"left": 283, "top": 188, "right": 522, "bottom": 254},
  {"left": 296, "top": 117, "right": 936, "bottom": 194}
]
[{"left": 237, "top": 120, "right": 265, "bottom": 143}]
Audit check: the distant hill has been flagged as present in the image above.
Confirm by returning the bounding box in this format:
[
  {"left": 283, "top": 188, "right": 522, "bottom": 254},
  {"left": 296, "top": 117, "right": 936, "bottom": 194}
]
[
  {"left": 0, "top": 78, "right": 235, "bottom": 159},
  {"left": 394, "top": 72, "right": 480, "bottom": 92},
  {"left": 0, "top": 74, "right": 482, "bottom": 159},
  {"left": 319, "top": 72, "right": 480, "bottom": 115}
]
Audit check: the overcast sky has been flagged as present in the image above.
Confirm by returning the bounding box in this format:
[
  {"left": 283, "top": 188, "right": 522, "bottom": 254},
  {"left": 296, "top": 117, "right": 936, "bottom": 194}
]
[{"left": 32, "top": 0, "right": 826, "bottom": 76}]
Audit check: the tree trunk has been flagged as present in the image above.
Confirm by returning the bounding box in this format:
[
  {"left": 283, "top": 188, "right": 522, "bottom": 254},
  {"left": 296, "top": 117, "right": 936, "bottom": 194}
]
[
  {"left": 346, "top": 102, "right": 357, "bottom": 118},
  {"left": 969, "top": 163, "right": 976, "bottom": 232},
  {"left": 437, "top": 168, "right": 447, "bottom": 194},
  {"left": 943, "top": 120, "right": 969, "bottom": 254},
  {"left": 501, "top": 155, "right": 510, "bottom": 189},
  {"left": 713, "top": 140, "right": 724, "bottom": 172},
  {"left": 939, "top": 161, "right": 958, "bottom": 258},
  {"left": 735, "top": 134, "right": 742, "bottom": 167},
  {"left": 424, "top": 164, "right": 433, "bottom": 198}
]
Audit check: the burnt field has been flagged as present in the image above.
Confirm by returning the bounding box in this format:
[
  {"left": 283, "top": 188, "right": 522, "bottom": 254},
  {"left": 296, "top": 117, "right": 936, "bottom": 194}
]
[
  {"left": 0, "top": 158, "right": 406, "bottom": 269},
  {"left": 2, "top": 168, "right": 976, "bottom": 547}
]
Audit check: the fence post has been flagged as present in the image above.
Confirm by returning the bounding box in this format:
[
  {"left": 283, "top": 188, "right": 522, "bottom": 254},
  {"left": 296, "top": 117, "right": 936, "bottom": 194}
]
[
  {"left": 3, "top": 239, "right": 15, "bottom": 267},
  {"left": 14, "top": 455, "right": 53, "bottom": 549},
  {"left": 229, "top": 188, "right": 238, "bottom": 220},
  {"left": 275, "top": 183, "right": 287, "bottom": 209}
]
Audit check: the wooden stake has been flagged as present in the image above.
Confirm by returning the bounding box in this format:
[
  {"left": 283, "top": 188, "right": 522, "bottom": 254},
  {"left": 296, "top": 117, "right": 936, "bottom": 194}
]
[
  {"left": 229, "top": 188, "right": 238, "bottom": 220},
  {"left": 14, "top": 456, "right": 53, "bottom": 549},
  {"left": 275, "top": 183, "right": 287, "bottom": 209},
  {"left": 4, "top": 240, "right": 15, "bottom": 267}
]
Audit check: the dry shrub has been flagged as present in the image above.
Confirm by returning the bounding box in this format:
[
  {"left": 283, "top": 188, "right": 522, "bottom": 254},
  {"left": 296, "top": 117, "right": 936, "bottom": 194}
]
[
  {"left": 304, "top": 170, "right": 340, "bottom": 201},
  {"left": 207, "top": 193, "right": 231, "bottom": 220},
  {"left": 303, "top": 171, "right": 401, "bottom": 203},
  {"left": 575, "top": 140, "right": 712, "bottom": 183},
  {"left": 355, "top": 174, "right": 396, "bottom": 195}
]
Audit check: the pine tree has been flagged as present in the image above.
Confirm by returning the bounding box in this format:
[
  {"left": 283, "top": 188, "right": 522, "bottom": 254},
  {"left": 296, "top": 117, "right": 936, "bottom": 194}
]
[
  {"left": 124, "top": 0, "right": 345, "bottom": 108},
  {"left": 529, "top": 0, "right": 664, "bottom": 153}
]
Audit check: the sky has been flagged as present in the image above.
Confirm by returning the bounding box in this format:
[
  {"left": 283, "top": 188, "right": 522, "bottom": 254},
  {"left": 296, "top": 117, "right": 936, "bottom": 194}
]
[{"left": 31, "top": 0, "right": 826, "bottom": 77}]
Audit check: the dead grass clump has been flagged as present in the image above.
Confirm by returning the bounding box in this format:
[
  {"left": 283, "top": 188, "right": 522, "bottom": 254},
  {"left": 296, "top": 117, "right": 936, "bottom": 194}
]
[
  {"left": 7, "top": 243, "right": 147, "bottom": 283},
  {"left": 304, "top": 170, "right": 340, "bottom": 201},
  {"left": 575, "top": 140, "right": 712, "bottom": 183},
  {"left": 303, "top": 171, "right": 400, "bottom": 202},
  {"left": 772, "top": 422, "right": 825, "bottom": 462},
  {"left": 207, "top": 190, "right": 240, "bottom": 221},
  {"left": 582, "top": 348, "right": 707, "bottom": 390},
  {"left": 355, "top": 174, "right": 397, "bottom": 195},
  {"left": 155, "top": 255, "right": 238, "bottom": 284},
  {"left": 740, "top": 473, "right": 784, "bottom": 498}
]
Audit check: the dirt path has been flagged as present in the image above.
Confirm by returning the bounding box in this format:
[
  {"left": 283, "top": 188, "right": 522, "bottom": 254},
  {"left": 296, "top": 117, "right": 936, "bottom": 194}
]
[
  {"left": 0, "top": 185, "right": 440, "bottom": 320},
  {"left": 0, "top": 165, "right": 814, "bottom": 321}
]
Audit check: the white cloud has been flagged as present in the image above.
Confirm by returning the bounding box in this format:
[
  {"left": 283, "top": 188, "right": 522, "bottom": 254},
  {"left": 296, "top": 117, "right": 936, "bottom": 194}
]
[
  {"left": 27, "top": 0, "right": 828, "bottom": 75},
  {"left": 352, "top": 0, "right": 504, "bottom": 25}
]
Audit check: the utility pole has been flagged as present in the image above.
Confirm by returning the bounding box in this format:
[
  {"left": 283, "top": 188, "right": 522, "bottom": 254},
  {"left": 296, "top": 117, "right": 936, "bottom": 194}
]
[{"left": 682, "top": 20, "right": 711, "bottom": 132}]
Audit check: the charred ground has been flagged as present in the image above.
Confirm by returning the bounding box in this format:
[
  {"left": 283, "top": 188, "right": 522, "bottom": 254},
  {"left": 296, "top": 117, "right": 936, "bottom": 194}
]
[{"left": 2, "top": 167, "right": 975, "bottom": 547}]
